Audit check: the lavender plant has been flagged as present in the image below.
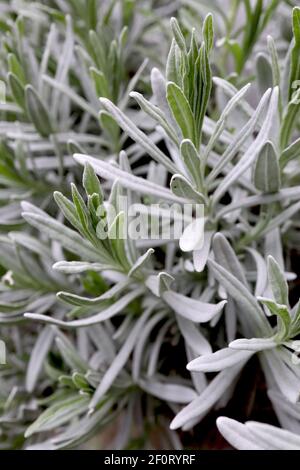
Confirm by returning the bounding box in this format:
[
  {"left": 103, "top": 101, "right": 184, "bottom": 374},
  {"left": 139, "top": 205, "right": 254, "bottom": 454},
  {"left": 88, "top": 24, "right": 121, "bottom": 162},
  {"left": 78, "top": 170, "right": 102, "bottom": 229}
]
[{"left": 1, "top": 0, "right": 300, "bottom": 450}]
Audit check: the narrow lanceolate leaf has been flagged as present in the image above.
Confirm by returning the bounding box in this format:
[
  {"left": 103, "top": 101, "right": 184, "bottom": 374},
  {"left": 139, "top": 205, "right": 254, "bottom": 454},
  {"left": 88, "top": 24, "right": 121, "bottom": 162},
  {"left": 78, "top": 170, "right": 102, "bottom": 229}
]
[
  {"left": 8, "top": 72, "right": 25, "bottom": 109},
  {"left": 213, "top": 87, "right": 279, "bottom": 205},
  {"left": 130, "top": 91, "right": 178, "bottom": 144},
  {"left": 217, "top": 417, "right": 300, "bottom": 450},
  {"left": 170, "top": 17, "right": 186, "bottom": 53},
  {"left": 208, "top": 87, "right": 271, "bottom": 183},
  {"left": 132, "top": 312, "right": 166, "bottom": 380},
  {"left": 196, "top": 43, "right": 212, "bottom": 142},
  {"left": 74, "top": 154, "right": 185, "bottom": 203},
  {"left": 257, "top": 297, "right": 291, "bottom": 339},
  {"left": 167, "top": 82, "right": 197, "bottom": 145},
  {"left": 55, "top": 331, "right": 89, "bottom": 372},
  {"left": 163, "top": 290, "right": 226, "bottom": 323},
  {"left": 217, "top": 187, "right": 300, "bottom": 219},
  {"left": 212, "top": 77, "right": 254, "bottom": 117},
  {"left": 290, "top": 301, "right": 300, "bottom": 336},
  {"left": 25, "top": 85, "right": 54, "bottom": 137},
  {"left": 128, "top": 249, "right": 154, "bottom": 278},
  {"left": 71, "top": 183, "right": 90, "bottom": 235},
  {"left": 261, "top": 200, "right": 300, "bottom": 238},
  {"left": 26, "top": 326, "right": 55, "bottom": 393},
  {"left": 187, "top": 348, "right": 253, "bottom": 372},
  {"left": 253, "top": 141, "right": 280, "bottom": 193},
  {"left": 207, "top": 259, "right": 270, "bottom": 336},
  {"left": 170, "top": 174, "right": 205, "bottom": 203},
  {"left": 82, "top": 163, "right": 103, "bottom": 199},
  {"left": 280, "top": 88, "right": 300, "bottom": 149},
  {"left": 25, "top": 394, "right": 90, "bottom": 437},
  {"left": 53, "top": 261, "right": 113, "bottom": 273},
  {"left": 263, "top": 349, "right": 300, "bottom": 402},
  {"left": 280, "top": 137, "right": 300, "bottom": 168},
  {"left": 229, "top": 337, "right": 276, "bottom": 352},
  {"left": 54, "top": 191, "right": 82, "bottom": 233},
  {"left": 108, "top": 212, "right": 131, "bottom": 270},
  {"left": 202, "top": 14, "right": 214, "bottom": 53},
  {"left": 22, "top": 210, "right": 102, "bottom": 262},
  {"left": 8, "top": 53, "right": 26, "bottom": 84},
  {"left": 256, "top": 53, "right": 273, "bottom": 94},
  {"left": 244, "top": 421, "right": 300, "bottom": 450},
  {"left": 166, "top": 40, "right": 181, "bottom": 85},
  {"left": 99, "top": 98, "right": 177, "bottom": 173},
  {"left": 170, "top": 363, "right": 245, "bottom": 430},
  {"left": 89, "top": 307, "right": 153, "bottom": 410},
  {"left": 246, "top": 248, "right": 268, "bottom": 297},
  {"left": 24, "top": 288, "right": 144, "bottom": 328},
  {"left": 203, "top": 83, "right": 251, "bottom": 165},
  {"left": 212, "top": 233, "right": 248, "bottom": 286},
  {"left": 43, "top": 75, "right": 99, "bottom": 119},
  {"left": 99, "top": 111, "right": 120, "bottom": 143},
  {"left": 151, "top": 67, "right": 177, "bottom": 125},
  {"left": 180, "top": 139, "right": 203, "bottom": 190},
  {"left": 57, "top": 291, "right": 110, "bottom": 307},
  {"left": 138, "top": 379, "right": 197, "bottom": 404},
  {"left": 158, "top": 272, "right": 175, "bottom": 297},
  {"left": 268, "top": 389, "right": 300, "bottom": 421},
  {"left": 267, "top": 256, "right": 289, "bottom": 306},
  {"left": 289, "top": 7, "right": 300, "bottom": 100},
  {"left": 90, "top": 67, "right": 110, "bottom": 99},
  {"left": 267, "top": 36, "right": 280, "bottom": 88},
  {"left": 193, "top": 231, "right": 213, "bottom": 273},
  {"left": 216, "top": 418, "right": 264, "bottom": 450},
  {"left": 49, "top": 398, "right": 116, "bottom": 450},
  {"left": 176, "top": 315, "right": 212, "bottom": 355}
]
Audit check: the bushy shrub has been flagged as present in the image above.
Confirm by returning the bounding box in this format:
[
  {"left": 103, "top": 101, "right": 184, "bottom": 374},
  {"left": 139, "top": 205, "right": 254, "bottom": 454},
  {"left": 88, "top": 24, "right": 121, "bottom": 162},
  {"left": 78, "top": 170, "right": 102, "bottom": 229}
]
[{"left": 1, "top": 0, "right": 300, "bottom": 450}]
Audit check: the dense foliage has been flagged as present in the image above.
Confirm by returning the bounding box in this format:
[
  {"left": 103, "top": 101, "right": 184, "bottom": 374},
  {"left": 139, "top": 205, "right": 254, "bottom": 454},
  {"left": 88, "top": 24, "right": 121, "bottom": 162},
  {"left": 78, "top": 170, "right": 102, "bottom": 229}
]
[{"left": 1, "top": 0, "right": 300, "bottom": 450}]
